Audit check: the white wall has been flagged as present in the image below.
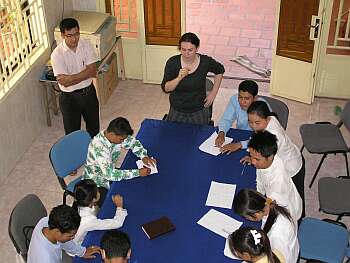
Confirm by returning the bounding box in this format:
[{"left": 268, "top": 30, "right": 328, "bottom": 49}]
[{"left": 0, "top": 0, "right": 73, "bottom": 180}]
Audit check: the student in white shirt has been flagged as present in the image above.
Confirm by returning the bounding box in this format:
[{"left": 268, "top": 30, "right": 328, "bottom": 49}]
[
  {"left": 246, "top": 101, "right": 305, "bottom": 218},
  {"left": 73, "top": 179, "right": 128, "bottom": 245},
  {"left": 245, "top": 131, "right": 302, "bottom": 222},
  {"left": 233, "top": 189, "right": 299, "bottom": 263},
  {"left": 27, "top": 205, "right": 101, "bottom": 263},
  {"left": 229, "top": 226, "right": 285, "bottom": 263},
  {"left": 100, "top": 230, "right": 131, "bottom": 263}
]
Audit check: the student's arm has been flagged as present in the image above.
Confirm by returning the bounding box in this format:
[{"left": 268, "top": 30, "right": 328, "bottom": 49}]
[
  {"left": 121, "top": 136, "right": 148, "bottom": 159},
  {"left": 82, "top": 208, "right": 128, "bottom": 232},
  {"left": 240, "top": 140, "right": 249, "bottom": 149},
  {"left": 218, "top": 96, "right": 238, "bottom": 134},
  {"left": 62, "top": 240, "right": 86, "bottom": 257}
]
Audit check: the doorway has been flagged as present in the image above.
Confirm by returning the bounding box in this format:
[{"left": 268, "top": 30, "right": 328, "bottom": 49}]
[{"left": 186, "top": 0, "right": 276, "bottom": 82}]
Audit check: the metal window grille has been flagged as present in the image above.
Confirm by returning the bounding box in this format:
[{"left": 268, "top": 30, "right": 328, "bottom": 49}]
[
  {"left": 112, "top": 0, "right": 137, "bottom": 38},
  {"left": 328, "top": 0, "right": 350, "bottom": 50},
  {"left": 0, "top": 0, "right": 48, "bottom": 96}
]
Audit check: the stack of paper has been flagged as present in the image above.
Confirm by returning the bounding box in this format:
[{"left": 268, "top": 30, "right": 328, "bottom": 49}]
[
  {"left": 205, "top": 181, "right": 236, "bottom": 209},
  {"left": 136, "top": 160, "right": 158, "bottom": 174},
  {"left": 199, "top": 132, "right": 233, "bottom": 156}
]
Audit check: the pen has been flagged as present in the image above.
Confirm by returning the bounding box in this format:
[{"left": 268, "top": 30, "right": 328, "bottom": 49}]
[{"left": 240, "top": 163, "right": 247, "bottom": 176}]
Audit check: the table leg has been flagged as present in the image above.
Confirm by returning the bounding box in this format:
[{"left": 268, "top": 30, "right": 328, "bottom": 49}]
[
  {"left": 50, "top": 83, "right": 59, "bottom": 115},
  {"left": 42, "top": 83, "right": 51, "bottom": 126},
  {"left": 117, "top": 38, "right": 126, "bottom": 80}
]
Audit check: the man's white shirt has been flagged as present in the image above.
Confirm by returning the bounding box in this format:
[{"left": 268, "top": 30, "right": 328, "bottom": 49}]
[{"left": 51, "top": 39, "right": 97, "bottom": 92}]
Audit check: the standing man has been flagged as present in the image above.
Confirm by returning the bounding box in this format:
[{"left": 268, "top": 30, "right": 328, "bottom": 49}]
[{"left": 51, "top": 18, "right": 99, "bottom": 137}]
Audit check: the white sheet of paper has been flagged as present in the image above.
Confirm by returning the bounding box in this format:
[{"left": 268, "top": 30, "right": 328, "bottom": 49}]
[
  {"left": 206, "top": 181, "right": 236, "bottom": 209},
  {"left": 224, "top": 238, "right": 240, "bottom": 260},
  {"left": 197, "top": 209, "right": 242, "bottom": 238},
  {"left": 136, "top": 160, "right": 158, "bottom": 174},
  {"left": 199, "top": 132, "right": 233, "bottom": 156}
]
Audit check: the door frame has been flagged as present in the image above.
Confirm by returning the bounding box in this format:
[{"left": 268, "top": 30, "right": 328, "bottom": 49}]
[
  {"left": 270, "top": 0, "right": 327, "bottom": 104},
  {"left": 137, "top": 0, "right": 186, "bottom": 83}
]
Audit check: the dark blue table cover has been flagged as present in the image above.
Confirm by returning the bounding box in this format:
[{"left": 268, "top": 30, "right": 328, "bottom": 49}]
[{"left": 73, "top": 119, "right": 258, "bottom": 263}]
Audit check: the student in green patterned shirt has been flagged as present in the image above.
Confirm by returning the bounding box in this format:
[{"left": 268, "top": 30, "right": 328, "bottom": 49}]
[{"left": 83, "top": 117, "right": 156, "bottom": 206}]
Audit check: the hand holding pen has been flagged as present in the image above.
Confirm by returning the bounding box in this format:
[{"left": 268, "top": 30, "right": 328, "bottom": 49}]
[{"left": 239, "top": 156, "right": 251, "bottom": 176}]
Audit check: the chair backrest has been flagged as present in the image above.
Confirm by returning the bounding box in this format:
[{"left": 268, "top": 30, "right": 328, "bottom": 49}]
[
  {"left": 8, "top": 194, "right": 47, "bottom": 261},
  {"left": 259, "top": 95, "right": 289, "bottom": 130},
  {"left": 49, "top": 130, "right": 91, "bottom": 178},
  {"left": 341, "top": 101, "right": 350, "bottom": 132}
]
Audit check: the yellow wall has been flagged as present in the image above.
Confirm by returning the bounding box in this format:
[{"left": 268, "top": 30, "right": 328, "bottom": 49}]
[{"left": 120, "top": 38, "right": 143, "bottom": 79}]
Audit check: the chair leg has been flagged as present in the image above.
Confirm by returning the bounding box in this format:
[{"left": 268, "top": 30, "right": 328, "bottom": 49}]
[
  {"left": 63, "top": 191, "right": 68, "bottom": 205},
  {"left": 309, "top": 154, "right": 327, "bottom": 188},
  {"left": 344, "top": 153, "right": 349, "bottom": 177}
]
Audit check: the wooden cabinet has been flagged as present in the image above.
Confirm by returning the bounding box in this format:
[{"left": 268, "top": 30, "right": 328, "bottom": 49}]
[{"left": 94, "top": 53, "right": 118, "bottom": 105}]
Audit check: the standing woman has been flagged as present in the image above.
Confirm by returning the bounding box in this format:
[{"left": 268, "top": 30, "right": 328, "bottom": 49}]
[{"left": 161, "top": 32, "right": 225, "bottom": 125}]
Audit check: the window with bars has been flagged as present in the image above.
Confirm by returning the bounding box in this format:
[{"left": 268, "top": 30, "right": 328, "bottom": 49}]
[
  {"left": 112, "top": 0, "right": 138, "bottom": 38},
  {"left": 0, "top": 0, "right": 48, "bottom": 97},
  {"left": 327, "top": 0, "right": 350, "bottom": 55}
]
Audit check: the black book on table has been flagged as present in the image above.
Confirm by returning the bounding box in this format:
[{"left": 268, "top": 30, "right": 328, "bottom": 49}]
[{"left": 141, "top": 216, "right": 176, "bottom": 240}]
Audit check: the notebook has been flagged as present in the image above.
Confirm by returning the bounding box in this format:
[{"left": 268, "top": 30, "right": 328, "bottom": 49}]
[{"left": 142, "top": 216, "right": 176, "bottom": 239}]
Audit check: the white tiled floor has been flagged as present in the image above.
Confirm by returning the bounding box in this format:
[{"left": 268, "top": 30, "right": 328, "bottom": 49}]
[{"left": 1, "top": 79, "right": 349, "bottom": 262}]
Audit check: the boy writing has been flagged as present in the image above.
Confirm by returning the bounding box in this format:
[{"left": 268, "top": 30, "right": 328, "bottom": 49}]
[
  {"left": 83, "top": 117, "right": 157, "bottom": 205},
  {"left": 27, "top": 205, "right": 100, "bottom": 263},
  {"left": 101, "top": 230, "right": 131, "bottom": 263},
  {"left": 246, "top": 131, "right": 302, "bottom": 222},
  {"left": 215, "top": 80, "right": 269, "bottom": 154}
]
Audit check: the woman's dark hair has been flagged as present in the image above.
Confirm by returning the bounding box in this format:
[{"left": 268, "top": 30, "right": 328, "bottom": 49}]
[
  {"left": 73, "top": 179, "right": 98, "bottom": 210},
  {"left": 178, "top": 32, "right": 200, "bottom": 48},
  {"left": 247, "top": 101, "right": 272, "bottom": 119},
  {"left": 229, "top": 227, "right": 280, "bottom": 263},
  {"left": 233, "top": 189, "right": 293, "bottom": 233}
]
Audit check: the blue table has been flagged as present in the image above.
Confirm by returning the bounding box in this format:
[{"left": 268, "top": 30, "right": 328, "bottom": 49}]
[{"left": 74, "top": 119, "right": 257, "bottom": 263}]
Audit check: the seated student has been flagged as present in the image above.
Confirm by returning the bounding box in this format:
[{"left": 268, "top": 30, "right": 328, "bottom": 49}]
[
  {"left": 27, "top": 204, "right": 100, "bottom": 263},
  {"left": 246, "top": 131, "right": 302, "bottom": 221},
  {"left": 83, "top": 117, "right": 156, "bottom": 206},
  {"left": 234, "top": 189, "right": 298, "bottom": 263},
  {"left": 100, "top": 230, "right": 131, "bottom": 263},
  {"left": 73, "top": 179, "right": 128, "bottom": 245},
  {"left": 247, "top": 101, "right": 305, "bottom": 217},
  {"left": 215, "top": 80, "right": 269, "bottom": 154},
  {"left": 229, "top": 226, "right": 285, "bottom": 263}
]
